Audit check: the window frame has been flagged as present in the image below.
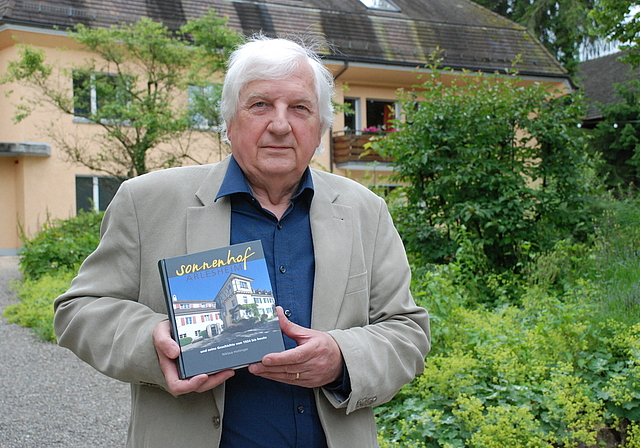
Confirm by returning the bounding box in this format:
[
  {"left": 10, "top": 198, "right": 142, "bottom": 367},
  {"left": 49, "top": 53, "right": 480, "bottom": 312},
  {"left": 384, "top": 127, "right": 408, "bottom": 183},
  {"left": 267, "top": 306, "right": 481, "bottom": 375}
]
[
  {"left": 358, "top": 0, "right": 400, "bottom": 11},
  {"left": 343, "top": 97, "right": 362, "bottom": 132},
  {"left": 75, "top": 175, "right": 123, "bottom": 213},
  {"left": 365, "top": 98, "right": 400, "bottom": 131},
  {"left": 72, "top": 70, "right": 132, "bottom": 123},
  {"left": 187, "top": 84, "right": 223, "bottom": 131}
]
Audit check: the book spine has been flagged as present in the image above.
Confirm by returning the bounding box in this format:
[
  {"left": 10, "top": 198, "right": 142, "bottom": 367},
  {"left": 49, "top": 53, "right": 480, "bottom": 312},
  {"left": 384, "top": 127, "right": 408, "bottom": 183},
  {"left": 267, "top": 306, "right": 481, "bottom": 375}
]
[{"left": 157, "top": 259, "right": 188, "bottom": 379}]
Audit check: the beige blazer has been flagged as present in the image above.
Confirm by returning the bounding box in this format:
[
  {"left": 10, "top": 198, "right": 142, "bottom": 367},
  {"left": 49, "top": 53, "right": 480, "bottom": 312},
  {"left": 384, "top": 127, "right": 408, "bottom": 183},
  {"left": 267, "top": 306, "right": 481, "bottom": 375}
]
[{"left": 54, "top": 156, "right": 430, "bottom": 448}]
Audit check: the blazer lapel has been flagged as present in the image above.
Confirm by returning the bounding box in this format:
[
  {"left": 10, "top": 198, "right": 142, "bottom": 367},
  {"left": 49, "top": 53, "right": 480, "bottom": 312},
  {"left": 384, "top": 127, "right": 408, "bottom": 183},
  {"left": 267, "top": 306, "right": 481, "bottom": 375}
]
[
  {"left": 309, "top": 172, "right": 352, "bottom": 331},
  {"left": 186, "top": 157, "right": 232, "bottom": 254}
]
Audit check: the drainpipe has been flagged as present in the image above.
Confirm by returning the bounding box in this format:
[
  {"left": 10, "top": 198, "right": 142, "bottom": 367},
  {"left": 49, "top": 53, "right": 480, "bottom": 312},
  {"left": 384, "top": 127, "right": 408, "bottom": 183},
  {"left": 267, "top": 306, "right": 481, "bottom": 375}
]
[{"left": 333, "top": 60, "right": 349, "bottom": 81}]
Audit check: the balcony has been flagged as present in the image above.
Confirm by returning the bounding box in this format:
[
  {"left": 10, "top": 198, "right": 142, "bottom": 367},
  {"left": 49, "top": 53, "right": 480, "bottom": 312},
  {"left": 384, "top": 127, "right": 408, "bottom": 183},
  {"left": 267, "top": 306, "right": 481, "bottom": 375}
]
[{"left": 332, "top": 130, "right": 393, "bottom": 170}]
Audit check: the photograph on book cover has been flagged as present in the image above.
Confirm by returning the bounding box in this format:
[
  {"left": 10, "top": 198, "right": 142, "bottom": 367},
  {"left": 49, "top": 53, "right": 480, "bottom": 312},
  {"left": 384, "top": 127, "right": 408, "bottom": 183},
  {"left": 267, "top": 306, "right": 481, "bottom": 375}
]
[{"left": 161, "top": 241, "right": 284, "bottom": 377}]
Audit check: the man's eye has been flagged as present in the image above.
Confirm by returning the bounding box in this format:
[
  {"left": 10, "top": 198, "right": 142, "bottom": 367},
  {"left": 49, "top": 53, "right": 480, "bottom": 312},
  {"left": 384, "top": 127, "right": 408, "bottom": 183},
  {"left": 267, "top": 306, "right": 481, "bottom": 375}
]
[
  {"left": 294, "top": 105, "right": 309, "bottom": 111},
  {"left": 253, "top": 102, "right": 266, "bottom": 108}
]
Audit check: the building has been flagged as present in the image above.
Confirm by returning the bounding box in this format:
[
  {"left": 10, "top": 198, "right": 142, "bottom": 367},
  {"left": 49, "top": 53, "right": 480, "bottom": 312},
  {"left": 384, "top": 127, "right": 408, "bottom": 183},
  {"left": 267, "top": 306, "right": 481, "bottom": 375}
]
[
  {"left": 0, "top": 0, "right": 572, "bottom": 255},
  {"left": 172, "top": 298, "right": 224, "bottom": 340},
  {"left": 214, "top": 272, "right": 276, "bottom": 328},
  {"left": 577, "top": 50, "right": 640, "bottom": 128}
]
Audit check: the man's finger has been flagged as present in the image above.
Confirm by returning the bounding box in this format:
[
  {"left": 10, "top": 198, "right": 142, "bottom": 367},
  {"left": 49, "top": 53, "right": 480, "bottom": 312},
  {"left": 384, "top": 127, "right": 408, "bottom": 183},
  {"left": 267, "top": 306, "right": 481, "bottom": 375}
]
[{"left": 276, "top": 306, "right": 312, "bottom": 344}]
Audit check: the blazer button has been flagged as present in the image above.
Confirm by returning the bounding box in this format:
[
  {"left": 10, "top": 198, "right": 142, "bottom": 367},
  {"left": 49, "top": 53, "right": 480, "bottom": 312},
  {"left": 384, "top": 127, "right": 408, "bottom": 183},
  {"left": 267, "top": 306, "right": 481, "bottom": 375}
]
[
  {"left": 284, "top": 309, "right": 292, "bottom": 318},
  {"left": 212, "top": 415, "right": 221, "bottom": 428}
]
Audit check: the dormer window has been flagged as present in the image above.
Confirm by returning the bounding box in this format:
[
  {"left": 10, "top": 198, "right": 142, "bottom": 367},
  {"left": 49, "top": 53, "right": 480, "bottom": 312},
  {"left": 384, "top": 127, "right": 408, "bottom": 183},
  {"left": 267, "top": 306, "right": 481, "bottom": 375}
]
[{"left": 358, "top": 0, "right": 400, "bottom": 11}]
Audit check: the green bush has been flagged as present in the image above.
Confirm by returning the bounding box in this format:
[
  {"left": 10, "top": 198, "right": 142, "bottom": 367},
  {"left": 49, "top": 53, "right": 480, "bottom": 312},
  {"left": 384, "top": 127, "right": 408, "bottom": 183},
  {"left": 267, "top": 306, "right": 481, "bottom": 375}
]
[
  {"left": 4, "top": 209, "right": 103, "bottom": 341},
  {"left": 377, "top": 265, "right": 640, "bottom": 447},
  {"left": 19, "top": 209, "right": 103, "bottom": 280},
  {"left": 375, "top": 201, "right": 640, "bottom": 448},
  {"left": 373, "top": 59, "right": 600, "bottom": 272},
  {"left": 2, "top": 271, "right": 77, "bottom": 342}
]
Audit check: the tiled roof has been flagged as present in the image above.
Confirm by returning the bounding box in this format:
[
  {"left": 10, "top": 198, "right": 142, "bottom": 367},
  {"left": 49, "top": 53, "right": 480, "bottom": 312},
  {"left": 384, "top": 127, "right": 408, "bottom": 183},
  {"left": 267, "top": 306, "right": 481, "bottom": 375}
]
[
  {"left": 577, "top": 51, "right": 640, "bottom": 122},
  {"left": 1, "top": 0, "right": 568, "bottom": 78}
]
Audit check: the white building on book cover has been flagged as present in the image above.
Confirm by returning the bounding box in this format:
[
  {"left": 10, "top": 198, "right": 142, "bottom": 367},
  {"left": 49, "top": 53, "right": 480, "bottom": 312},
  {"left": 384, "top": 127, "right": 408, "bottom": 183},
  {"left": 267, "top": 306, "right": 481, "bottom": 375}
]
[{"left": 214, "top": 273, "right": 276, "bottom": 328}]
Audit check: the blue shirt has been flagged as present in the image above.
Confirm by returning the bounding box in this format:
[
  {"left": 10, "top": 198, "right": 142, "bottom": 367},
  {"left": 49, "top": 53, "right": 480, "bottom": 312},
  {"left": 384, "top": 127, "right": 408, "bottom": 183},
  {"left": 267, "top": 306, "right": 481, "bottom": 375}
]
[{"left": 216, "top": 156, "right": 327, "bottom": 448}]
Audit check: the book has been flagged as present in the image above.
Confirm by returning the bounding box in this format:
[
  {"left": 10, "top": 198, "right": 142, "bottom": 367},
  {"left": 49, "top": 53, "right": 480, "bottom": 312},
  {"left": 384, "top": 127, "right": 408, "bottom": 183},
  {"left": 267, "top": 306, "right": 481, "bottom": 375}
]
[{"left": 158, "top": 240, "right": 285, "bottom": 379}]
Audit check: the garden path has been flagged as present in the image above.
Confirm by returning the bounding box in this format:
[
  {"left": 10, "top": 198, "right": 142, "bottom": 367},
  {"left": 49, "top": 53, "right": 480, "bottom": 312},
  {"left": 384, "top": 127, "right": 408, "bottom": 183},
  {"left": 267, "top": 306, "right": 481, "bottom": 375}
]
[{"left": 0, "top": 256, "right": 129, "bottom": 447}]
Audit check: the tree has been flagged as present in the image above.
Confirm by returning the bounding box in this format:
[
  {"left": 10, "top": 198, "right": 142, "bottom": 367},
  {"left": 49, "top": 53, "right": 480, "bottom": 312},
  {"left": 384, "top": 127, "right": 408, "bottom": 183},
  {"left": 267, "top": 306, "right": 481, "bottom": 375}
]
[
  {"left": 372, "top": 61, "right": 599, "bottom": 272},
  {"left": 590, "top": 1, "right": 640, "bottom": 68},
  {"left": 2, "top": 10, "right": 241, "bottom": 178},
  {"left": 588, "top": 79, "right": 640, "bottom": 191},
  {"left": 472, "top": 0, "right": 598, "bottom": 75}
]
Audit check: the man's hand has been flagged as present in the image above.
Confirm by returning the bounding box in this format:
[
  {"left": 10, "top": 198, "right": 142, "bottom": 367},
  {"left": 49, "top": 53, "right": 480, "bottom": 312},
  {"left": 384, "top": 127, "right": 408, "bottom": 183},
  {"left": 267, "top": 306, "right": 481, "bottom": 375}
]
[
  {"left": 153, "top": 320, "right": 234, "bottom": 396},
  {"left": 248, "top": 306, "right": 344, "bottom": 387}
]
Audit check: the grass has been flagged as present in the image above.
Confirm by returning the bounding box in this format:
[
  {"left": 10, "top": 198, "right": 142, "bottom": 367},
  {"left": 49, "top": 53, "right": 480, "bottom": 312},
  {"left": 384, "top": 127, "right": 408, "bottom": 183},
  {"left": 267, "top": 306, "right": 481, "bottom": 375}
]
[{"left": 591, "top": 199, "right": 640, "bottom": 324}]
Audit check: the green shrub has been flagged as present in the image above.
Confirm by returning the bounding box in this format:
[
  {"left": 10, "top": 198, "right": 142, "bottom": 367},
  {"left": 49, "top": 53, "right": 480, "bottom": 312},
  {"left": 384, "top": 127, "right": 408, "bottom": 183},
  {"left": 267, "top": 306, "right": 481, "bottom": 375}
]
[
  {"left": 2, "top": 271, "right": 77, "bottom": 342},
  {"left": 373, "top": 59, "right": 600, "bottom": 272},
  {"left": 375, "top": 249, "right": 640, "bottom": 447},
  {"left": 19, "top": 209, "right": 103, "bottom": 280},
  {"left": 4, "top": 209, "right": 103, "bottom": 341}
]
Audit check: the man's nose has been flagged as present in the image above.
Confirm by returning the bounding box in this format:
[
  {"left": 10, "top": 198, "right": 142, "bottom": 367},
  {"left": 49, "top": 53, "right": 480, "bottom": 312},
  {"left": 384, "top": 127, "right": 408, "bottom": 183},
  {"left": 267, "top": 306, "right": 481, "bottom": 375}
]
[{"left": 267, "top": 106, "right": 292, "bottom": 134}]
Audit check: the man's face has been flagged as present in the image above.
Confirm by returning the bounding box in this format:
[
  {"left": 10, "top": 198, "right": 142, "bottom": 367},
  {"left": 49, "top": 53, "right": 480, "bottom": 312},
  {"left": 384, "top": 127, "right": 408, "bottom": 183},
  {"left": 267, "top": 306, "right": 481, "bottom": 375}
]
[{"left": 227, "top": 63, "right": 323, "bottom": 188}]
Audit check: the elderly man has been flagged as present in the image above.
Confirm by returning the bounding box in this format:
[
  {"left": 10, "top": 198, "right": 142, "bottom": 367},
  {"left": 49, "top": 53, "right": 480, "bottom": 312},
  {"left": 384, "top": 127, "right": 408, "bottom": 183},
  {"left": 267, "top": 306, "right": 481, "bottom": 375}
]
[{"left": 54, "top": 36, "right": 430, "bottom": 448}]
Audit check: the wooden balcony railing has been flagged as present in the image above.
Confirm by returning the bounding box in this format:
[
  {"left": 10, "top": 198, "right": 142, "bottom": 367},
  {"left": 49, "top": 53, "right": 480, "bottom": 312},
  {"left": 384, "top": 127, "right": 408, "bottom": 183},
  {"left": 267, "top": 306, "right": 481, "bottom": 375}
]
[{"left": 332, "top": 130, "right": 393, "bottom": 165}]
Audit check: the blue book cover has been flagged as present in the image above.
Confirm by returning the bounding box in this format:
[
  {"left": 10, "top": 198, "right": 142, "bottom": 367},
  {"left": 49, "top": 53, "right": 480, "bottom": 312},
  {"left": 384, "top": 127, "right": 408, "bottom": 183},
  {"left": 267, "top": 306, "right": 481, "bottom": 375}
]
[{"left": 158, "top": 240, "right": 284, "bottom": 379}]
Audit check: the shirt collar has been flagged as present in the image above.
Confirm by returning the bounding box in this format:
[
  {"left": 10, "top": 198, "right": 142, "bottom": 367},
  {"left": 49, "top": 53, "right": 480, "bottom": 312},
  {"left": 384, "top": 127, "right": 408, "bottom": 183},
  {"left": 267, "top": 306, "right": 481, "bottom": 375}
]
[{"left": 216, "top": 155, "right": 314, "bottom": 202}]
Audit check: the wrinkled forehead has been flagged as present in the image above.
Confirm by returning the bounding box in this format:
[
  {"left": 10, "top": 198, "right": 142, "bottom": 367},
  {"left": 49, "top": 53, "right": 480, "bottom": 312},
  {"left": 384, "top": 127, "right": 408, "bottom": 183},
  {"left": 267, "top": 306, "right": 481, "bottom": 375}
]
[{"left": 238, "top": 62, "right": 318, "bottom": 99}]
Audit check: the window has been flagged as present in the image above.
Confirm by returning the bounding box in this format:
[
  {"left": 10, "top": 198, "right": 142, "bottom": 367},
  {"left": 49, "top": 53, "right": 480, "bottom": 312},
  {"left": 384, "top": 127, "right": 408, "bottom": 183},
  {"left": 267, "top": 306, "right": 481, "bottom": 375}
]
[
  {"left": 73, "top": 70, "right": 131, "bottom": 120},
  {"left": 366, "top": 99, "right": 399, "bottom": 131},
  {"left": 344, "top": 97, "right": 361, "bottom": 131},
  {"left": 343, "top": 98, "right": 399, "bottom": 132},
  {"left": 188, "top": 84, "right": 223, "bottom": 131},
  {"left": 76, "top": 175, "right": 123, "bottom": 213},
  {"left": 358, "top": 0, "right": 400, "bottom": 11}
]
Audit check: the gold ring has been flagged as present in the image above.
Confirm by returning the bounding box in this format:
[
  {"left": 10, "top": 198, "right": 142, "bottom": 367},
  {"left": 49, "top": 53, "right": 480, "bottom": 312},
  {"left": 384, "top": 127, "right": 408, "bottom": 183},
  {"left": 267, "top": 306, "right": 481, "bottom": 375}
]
[{"left": 295, "top": 372, "right": 300, "bottom": 380}]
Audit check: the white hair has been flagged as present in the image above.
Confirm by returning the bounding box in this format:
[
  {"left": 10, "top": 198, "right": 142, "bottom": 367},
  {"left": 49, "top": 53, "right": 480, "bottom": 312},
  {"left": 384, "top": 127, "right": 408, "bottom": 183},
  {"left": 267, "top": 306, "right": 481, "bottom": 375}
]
[{"left": 220, "top": 35, "right": 335, "bottom": 143}]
